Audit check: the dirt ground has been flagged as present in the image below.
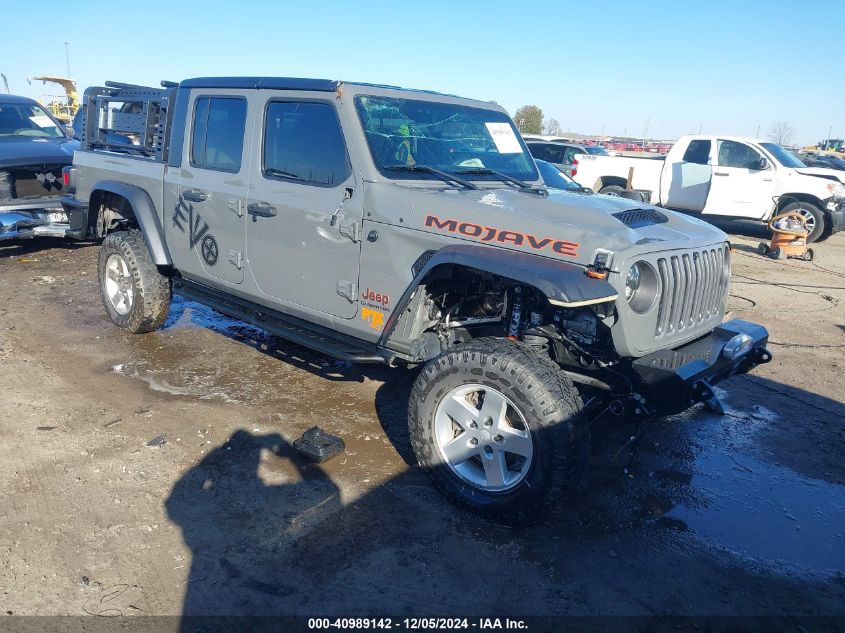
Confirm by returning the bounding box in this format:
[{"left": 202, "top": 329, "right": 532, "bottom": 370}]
[{"left": 0, "top": 220, "right": 843, "bottom": 629}]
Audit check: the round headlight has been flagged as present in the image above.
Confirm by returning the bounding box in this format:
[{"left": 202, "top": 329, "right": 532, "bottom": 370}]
[{"left": 625, "top": 261, "right": 659, "bottom": 314}]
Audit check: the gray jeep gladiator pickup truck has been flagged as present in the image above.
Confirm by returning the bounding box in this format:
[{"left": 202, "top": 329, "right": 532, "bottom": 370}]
[{"left": 62, "top": 77, "right": 771, "bottom": 521}]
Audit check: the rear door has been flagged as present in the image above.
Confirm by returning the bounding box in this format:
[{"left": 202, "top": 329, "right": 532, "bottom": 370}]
[
  {"left": 244, "top": 93, "right": 361, "bottom": 319},
  {"left": 660, "top": 138, "right": 713, "bottom": 211},
  {"left": 170, "top": 89, "right": 254, "bottom": 284},
  {"left": 703, "top": 139, "right": 776, "bottom": 218}
]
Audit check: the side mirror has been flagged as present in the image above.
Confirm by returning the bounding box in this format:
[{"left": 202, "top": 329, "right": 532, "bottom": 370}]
[
  {"left": 751, "top": 157, "right": 769, "bottom": 171},
  {"left": 64, "top": 126, "right": 75, "bottom": 139}
]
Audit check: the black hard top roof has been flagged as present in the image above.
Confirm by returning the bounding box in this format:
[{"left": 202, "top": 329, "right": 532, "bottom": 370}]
[{"left": 179, "top": 76, "right": 463, "bottom": 100}]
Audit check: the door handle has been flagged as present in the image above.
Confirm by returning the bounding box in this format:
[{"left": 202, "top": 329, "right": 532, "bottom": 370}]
[
  {"left": 182, "top": 189, "right": 207, "bottom": 202},
  {"left": 714, "top": 171, "right": 729, "bottom": 176},
  {"left": 247, "top": 202, "right": 277, "bottom": 219}
]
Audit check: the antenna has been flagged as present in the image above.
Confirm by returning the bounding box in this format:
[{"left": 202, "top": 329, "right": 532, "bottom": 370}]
[{"left": 1, "top": 73, "right": 9, "bottom": 94}]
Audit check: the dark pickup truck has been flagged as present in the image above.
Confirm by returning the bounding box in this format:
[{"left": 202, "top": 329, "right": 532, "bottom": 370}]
[{"left": 0, "top": 94, "right": 77, "bottom": 240}]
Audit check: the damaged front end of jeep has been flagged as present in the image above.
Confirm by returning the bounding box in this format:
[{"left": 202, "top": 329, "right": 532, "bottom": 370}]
[{"left": 382, "top": 240, "right": 771, "bottom": 426}]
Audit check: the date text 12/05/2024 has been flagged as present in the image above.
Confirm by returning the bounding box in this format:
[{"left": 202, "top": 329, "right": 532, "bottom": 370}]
[{"left": 307, "top": 617, "right": 528, "bottom": 630}]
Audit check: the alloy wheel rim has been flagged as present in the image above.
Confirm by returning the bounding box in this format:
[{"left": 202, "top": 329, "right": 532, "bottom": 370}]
[
  {"left": 104, "top": 254, "right": 134, "bottom": 315},
  {"left": 434, "top": 383, "right": 533, "bottom": 492},
  {"left": 795, "top": 208, "right": 816, "bottom": 233}
]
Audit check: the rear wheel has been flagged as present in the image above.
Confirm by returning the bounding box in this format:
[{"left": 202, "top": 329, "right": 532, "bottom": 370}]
[
  {"left": 757, "top": 242, "right": 769, "bottom": 255},
  {"left": 98, "top": 230, "right": 171, "bottom": 333},
  {"left": 408, "top": 338, "right": 588, "bottom": 523},
  {"left": 599, "top": 184, "right": 626, "bottom": 197}
]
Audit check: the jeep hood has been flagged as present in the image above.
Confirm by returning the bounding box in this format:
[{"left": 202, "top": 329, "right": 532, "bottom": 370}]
[
  {"left": 393, "top": 185, "right": 726, "bottom": 266},
  {"left": 0, "top": 136, "right": 78, "bottom": 168}
]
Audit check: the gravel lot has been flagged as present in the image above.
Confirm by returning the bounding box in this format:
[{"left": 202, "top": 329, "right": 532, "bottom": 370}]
[{"left": 0, "top": 221, "right": 843, "bottom": 628}]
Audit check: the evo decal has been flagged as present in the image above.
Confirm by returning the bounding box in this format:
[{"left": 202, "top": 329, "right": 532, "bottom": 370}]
[
  {"left": 173, "top": 195, "right": 218, "bottom": 265},
  {"left": 424, "top": 215, "right": 579, "bottom": 258}
]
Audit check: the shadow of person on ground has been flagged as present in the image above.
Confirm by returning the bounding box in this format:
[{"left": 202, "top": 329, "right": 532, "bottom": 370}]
[{"left": 165, "top": 429, "right": 342, "bottom": 627}]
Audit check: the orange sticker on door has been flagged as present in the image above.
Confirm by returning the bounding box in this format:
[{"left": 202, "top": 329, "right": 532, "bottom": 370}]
[{"left": 361, "top": 307, "right": 385, "bottom": 331}]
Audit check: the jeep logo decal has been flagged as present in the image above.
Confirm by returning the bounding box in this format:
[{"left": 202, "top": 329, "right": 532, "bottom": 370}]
[{"left": 424, "top": 214, "right": 579, "bottom": 258}]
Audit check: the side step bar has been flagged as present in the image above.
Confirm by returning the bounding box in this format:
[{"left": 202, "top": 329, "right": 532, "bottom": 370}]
[{"left": 174, "top": 279, "right": 389, "bottom": 365}]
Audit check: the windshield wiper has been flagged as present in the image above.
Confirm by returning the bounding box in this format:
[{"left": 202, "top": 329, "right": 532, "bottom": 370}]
[
  {"left": 453, "top": 168, "right": 546, "bottom": 196},
  {"left": 265, "top": 167, "right": 302, "bottom": 180},
  {"left": 384, "top": 165, "right": 478, "bottom": 190}
]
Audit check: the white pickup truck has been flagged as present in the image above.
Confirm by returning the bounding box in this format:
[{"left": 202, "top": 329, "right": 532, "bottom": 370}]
[{"left": 572, "top": 134, "right": 845, "bottom": 242}]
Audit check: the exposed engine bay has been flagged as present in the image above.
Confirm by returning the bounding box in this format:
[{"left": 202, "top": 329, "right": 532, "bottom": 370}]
[{"left": 407, "top": 267, "right": 619, "bottom": 373}]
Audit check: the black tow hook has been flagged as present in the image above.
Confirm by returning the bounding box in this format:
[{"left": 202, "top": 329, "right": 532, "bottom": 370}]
[{"left": 692, "top": 380, "right": 725, "bottom": 415}]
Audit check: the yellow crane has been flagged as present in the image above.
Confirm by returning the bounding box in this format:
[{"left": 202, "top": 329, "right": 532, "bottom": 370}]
[{"left": 28, "top": 75, "right": 79, "bottom": 123}]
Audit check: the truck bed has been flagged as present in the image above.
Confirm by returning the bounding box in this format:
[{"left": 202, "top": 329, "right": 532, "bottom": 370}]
[
  {"left": 72, "top": 150, "right": 167, "bottom": 223},
  {"left": 573, "top": 153, "right": 665, "bottom": 203}
]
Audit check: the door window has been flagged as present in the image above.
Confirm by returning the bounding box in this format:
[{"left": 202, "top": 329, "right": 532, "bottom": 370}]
[
  {"left": 717, "top": 140, "right": 762, "bottom": 169},
  {"left": 562, "top": 146, "right": 580, "bottom": 165},
  {"left": 190, "top": 97, "right": 247, "bottom": 172},
  {"left": 682, "top": 139, "right": 711, "bottom": 165},
  {"left": 263, "top": 101, "right": 350, "bottom": 186},
  {"left": 545, "top": 145, "right": 565, "bottom": 164}
]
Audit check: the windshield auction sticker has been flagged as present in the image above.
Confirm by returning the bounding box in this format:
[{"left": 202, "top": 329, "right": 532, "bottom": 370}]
[
  {"left": 485, "top": 122, "right": 523, "bottom": 154},
  {"left": 29, "top": 115, "right": 55, "bottom": 128}
]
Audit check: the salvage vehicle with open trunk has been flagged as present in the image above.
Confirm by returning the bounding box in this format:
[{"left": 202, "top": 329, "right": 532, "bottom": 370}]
[
  {"left": 62, "top": 78, "right": 771, "bottom": 521},
  {"left": 0, "top": 94, "right": 77, "bottom": 240}
]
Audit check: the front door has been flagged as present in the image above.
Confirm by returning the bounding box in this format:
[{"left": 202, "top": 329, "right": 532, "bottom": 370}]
[
  {"left": 702, "top": 139, "right": 775, "bottom": 219},
  {"left": 171, "top": 90, "right": 253, "bottom": 284},
  {"left": 245, "top": 94, "right": 361, "bottom": 319}
]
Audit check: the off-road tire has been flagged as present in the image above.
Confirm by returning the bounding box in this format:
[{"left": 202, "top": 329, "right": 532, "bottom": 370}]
[
  {"left": 408, "top": 338, "right": 588, "bottom": 523},
  {"left": 780, "top": 201, "right": 826, "bottom": 243},
  {"left": 599, "top": 184, "right": 626, "bottom": 197},
  {"left": 98, "top": 230, "right": 171, "bottom": 333}
]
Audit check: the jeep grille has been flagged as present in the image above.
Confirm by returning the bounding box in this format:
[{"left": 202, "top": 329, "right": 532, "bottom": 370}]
[{"left": 654, "top": 245, "right": 730, "bottom": 338}]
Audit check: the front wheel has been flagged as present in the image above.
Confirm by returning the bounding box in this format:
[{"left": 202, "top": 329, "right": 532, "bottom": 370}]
[
  {"left": 98, "top": 230, "right": 172, "bottom": 333},
  {"left": 780, "top": 201, "right": 826, "bottom": 243},
  {"left": 408, "top": 338, "right": 588, "bottom": 523}
]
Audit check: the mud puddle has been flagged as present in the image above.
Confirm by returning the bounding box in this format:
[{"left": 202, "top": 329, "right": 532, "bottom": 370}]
[
  {"left": 665, "top": 392, "right": 845, "bottom": 575},
  {"left": 670, "top": 448, "right": 845, "bottom": 575}
]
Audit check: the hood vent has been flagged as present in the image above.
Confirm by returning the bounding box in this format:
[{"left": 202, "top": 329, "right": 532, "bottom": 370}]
[{"left": 613, "top": 208, "right": 668, "bottom": 228}]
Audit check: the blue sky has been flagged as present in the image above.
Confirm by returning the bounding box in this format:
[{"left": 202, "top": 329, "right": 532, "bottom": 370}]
[{"left": 2, "top": 0, "right": 842, "bottom": 145}]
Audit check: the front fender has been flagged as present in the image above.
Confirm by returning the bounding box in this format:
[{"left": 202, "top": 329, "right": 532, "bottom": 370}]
[
  {"left": 378, "top": 243, "right": 618, "bottom": 345},
  {"left": 91, "top": 180, "right": 171, "bottom": 266}
]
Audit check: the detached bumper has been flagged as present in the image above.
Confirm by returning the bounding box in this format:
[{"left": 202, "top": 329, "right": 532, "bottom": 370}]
[
  {"left": 632, "top": 319, "right": 771, "bottom": 416},
  {"left": 825, "top": 198, "right": 845, "bottom": 234}
]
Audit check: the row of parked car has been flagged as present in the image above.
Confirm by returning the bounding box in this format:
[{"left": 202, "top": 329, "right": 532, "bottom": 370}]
[{"left": 3, "top": 90, "right": 845, "bottom": 245}]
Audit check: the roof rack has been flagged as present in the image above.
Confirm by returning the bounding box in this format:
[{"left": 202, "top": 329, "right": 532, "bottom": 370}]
[{"left": 79, "top": 80, "right": 177, "bottom": 161}]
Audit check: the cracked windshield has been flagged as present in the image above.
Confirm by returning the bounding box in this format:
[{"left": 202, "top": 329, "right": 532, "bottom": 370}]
[{"left": 355, "top": 94, "right": 538, "bottom": 182}]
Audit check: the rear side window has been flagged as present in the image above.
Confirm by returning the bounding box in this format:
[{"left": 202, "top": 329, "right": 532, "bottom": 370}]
[
  {"left": 263, "top": 101, "right": 350, "bottom": 186},
  {"left": 682, "top": 139, "right": 711, "bottom": 164},
  {"left": 191, "top": 97, "right": 247, "bottom": 172}
]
